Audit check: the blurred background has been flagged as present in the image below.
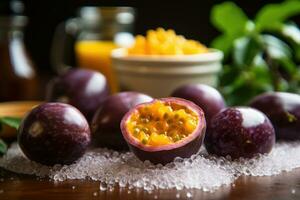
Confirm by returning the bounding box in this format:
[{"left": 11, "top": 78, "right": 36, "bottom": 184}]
[
  {"left": 2, "top": 0, "right": 286, "bottom": 74},
  {"left": 0, "top": 0, "right": 299, "bottom": 103}
]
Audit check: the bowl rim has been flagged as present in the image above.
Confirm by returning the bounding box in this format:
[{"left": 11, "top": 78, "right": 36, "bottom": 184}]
[{"left": 111, "top": 48, "right": 223, "bottom": 63}]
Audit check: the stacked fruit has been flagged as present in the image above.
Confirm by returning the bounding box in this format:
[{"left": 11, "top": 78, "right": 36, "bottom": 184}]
[{"left": 17, "top": 69, "right": 300, "bottom": 165}]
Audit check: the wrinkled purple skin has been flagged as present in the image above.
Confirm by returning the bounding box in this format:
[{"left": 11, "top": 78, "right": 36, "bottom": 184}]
[
  {"left": 18, "top": 103, "right": 91, "bottom": 166},
  {"left": 91, "top": 92, "right": 153, "bottom": 150},
  {"left": 204, "top": 107, "right": 275, "bottom": 159},
  {"left": 46, "top": 69, "right": 110, "bottom": 121},
  {"left": 121, "top": 98, "right": 206, "bottom": 165},
  {"left": 171, "top": 84, "right": 226, "bottom": 125},
  {"left": 250, "top": 92, "right": 300, "bottom": 140}
]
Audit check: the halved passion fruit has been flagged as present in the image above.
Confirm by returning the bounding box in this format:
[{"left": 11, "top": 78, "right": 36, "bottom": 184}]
[{"left": 121, "top": 97, "right": 206, "bottom": 164}]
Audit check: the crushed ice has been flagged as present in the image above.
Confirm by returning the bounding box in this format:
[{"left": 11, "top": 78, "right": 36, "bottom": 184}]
[{"left": 1, "top": 142, "right": 300, "bottom": 192}]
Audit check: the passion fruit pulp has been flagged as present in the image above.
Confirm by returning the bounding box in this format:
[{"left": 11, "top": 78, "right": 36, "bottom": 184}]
[{"left": 121, "top": 97, "right": 206, "bottom": 164}]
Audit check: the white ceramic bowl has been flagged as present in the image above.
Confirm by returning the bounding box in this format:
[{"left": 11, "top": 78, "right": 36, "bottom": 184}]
[{"left": 111, "top": 48, "right": 223, "bottom": 97}]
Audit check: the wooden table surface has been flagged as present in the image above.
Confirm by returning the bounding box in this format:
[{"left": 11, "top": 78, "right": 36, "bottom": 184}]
[{"left": 1, "top": 167, "right": 300, "bottom": 200}]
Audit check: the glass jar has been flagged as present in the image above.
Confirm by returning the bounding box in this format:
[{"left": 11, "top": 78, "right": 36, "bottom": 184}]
[
  {"left": 0, "top": 15, "right": 38, "bottom": 101},
  {"left": 51, "top": 7, "right": 135, "bottom": 93}
]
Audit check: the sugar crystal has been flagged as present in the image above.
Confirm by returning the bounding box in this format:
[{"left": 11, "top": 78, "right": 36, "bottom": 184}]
[
  {"left": 1, "top": 142, "right": 300, "bottom": 192},
  {"left": 99, "top": 182, "right": 107, "bottom": 191},
  {"left": 186, "top": 192, "right": 192, "bottom": 198},
  {"left": 291, "top": 189, "right": 296, "bottom": 194}
]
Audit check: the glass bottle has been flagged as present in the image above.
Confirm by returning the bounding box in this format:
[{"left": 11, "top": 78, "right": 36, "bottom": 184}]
[{"left": 0, "top": 15, "right": 38, "bottom": 101}]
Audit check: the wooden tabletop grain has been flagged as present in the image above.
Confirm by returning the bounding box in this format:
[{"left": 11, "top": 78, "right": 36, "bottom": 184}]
[{"left": 1, "top": 167, "right": 300, "bottom": 200}]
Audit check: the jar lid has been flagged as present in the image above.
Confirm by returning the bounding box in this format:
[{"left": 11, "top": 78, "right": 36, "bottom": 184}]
[
  {"left": 0, "top": 0, "right": 25, "bottom": 16},
  {"left": 0, "top": 0, "right": 27, "bottom": 29},
  {"left": 78, "top": 6, "right": 135, "bottom": 25}
]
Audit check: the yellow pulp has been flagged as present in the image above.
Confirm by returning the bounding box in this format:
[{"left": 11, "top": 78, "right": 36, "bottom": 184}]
[
  {"left": 75, "top": 40, "right": 119, "bottom": 93},
  {"left": 126, "top": 101, "right": 199, "bottom": 146},
  {"left": 128, "top": 28, "right": 208, "bottom": 55}
]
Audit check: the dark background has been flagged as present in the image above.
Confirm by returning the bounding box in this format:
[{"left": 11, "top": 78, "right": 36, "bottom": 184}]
[{"left": 18, "top": 0, "right": 283, "bottom": 74}]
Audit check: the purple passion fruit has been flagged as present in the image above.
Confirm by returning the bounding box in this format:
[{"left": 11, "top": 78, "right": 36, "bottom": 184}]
[
  {"left": 250, "top": 92, "right": 300, "bottom": 140},
  {"left": 205, "top": 107, "right": 275, "bottom": 159},
  {"left": 91, "top": 92, "right": 153, "bottom": 150},
  {"left": 121, "top": 97, "right": 206, "bottom": 165},
  {"left": 18, "top": 103, "right": 91, "bottom": 166},
  {"left": 46, "top": 69, "right": 110, "bottom": 121},
  {"left": 171, "top": 84, "right": 226, "bottom": 124}
]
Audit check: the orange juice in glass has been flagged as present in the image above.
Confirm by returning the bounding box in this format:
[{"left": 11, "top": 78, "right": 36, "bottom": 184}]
[{"left": 75, "top": 40, "right": 119, "bottom": 93}]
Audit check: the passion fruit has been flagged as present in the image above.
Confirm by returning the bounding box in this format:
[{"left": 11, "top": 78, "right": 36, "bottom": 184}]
[
  {"left": 121, "top": 97, "right": 206, "bottom": 165},
  {"left": 46, "top": 69, "right": 110, "bottom": 121},
  {"left": 171, "top": 84, "right": 226, "bottom": 124},
  {"left": 249, "top": 92, "right": 300, "bottom": 140},
  {"left": 18, "top": 103, "right": 91, "bottom": 166},
  {"left": 91, "top": 92, "right": 153, "bottom": 150},
  {"left": 204, "top": 107, "right": 275, "bottom": 159}
]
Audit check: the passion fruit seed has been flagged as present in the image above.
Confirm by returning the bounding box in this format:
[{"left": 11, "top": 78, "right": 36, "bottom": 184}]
[
  {"left": 121, "top": 98, "right": 206, "bottom": 165},
  {"left": 126, "top": 101, "right": 199, "bottom": 146}
]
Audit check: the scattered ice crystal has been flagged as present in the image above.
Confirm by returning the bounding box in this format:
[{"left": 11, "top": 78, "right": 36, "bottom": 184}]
[
  {"left": 291, "top": 189, "right": 296, "bottom": 194},
  {"left": 99, "top": 182, "right": 107, "bottom": 191},
  {"left": 186, "top": 192, "right": 193, "bottom": 198},
  {"left": 71, "top": 186, "right": 76, "bottom": 190},
  {"left": 2, "top": 142, "right": 300, "bottom": 192}
]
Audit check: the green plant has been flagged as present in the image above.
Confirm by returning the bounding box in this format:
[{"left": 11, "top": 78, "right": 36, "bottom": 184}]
[
  {"left": 0, "top": 117, "right": 21, "bottom": 155},
  {"left": 211, "top": 0, "right": 300, "bottom": 105}
]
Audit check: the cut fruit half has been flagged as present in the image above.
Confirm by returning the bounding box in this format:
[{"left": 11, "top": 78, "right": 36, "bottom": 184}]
[{"left": 121, "top": 97, "right": 206, "bottom": 164}]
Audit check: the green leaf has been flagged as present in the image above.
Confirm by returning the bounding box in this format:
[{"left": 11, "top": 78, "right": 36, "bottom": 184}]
[
  {"left": 211, "top": 2, "right": 249, "bottom": 35},
  {"left": 233, "top": 36, "right": 263, "bottom": 66},
  {"left": 211, "top": 34, "right": 236, "bottom": 57},
  {"left": 0, "top": 117, "right": 22, "bottom": 130},
  {"left": 250, "top": 64, "right": 273, "bottom": 89},
  {"left": 281, "top": 23, "right": 300, "bottom": 45},
  {"left": 281, "top": 23, "right": 300, "bottom": 61},
  {"left": 0, "top": 138, "right": 7, "bottom": 155},
  {"left": 255, "top": 0, "right": 300, "bottom": 31},
  {"left": 262, "top": 34, "right": 292, "bottom": 59},
  {"left": 278, "top": 57, "right": 297, "bottom": 75}
]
